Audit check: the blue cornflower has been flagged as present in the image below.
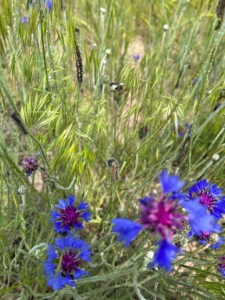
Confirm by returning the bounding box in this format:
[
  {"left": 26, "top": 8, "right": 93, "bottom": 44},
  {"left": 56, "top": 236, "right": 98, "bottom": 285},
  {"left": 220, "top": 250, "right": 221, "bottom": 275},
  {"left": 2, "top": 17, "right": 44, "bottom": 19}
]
[
  {"left": 187, "top": 179, "right": 225, "bottom": 219},
  {"left": 150, "top": 239, "right": 181, "bottom": 271},
  {"left": 44, "top": 235, "right": 91, "bottom": 290},
  {"left": 111, "top": 218, "right": 143, "bottom": 247},
  {"left": 111, "top": 171, "right": 186, "bottom": 246},
  {"left": 181, "top": 200, "right": 215, "bottom": 236},
  {"left": 51, "top": 195, "right": 91, "bottom": 234},
  {"left": 159, "top": 170, "right": 185, "bottom": 193},
  {"left": 21, "top": 16, "right": 29, "bottom": 24},
  {"left": 111, "top": 170, "right": 187, "bottom": 271}
]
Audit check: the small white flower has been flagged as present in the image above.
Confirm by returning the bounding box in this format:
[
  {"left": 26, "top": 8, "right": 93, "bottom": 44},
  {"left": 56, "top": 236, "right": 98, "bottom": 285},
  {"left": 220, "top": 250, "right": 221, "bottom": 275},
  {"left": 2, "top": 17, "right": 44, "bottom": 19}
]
[
  {"left": 105, "top": 49, "right": 111, "bottom": 55},
  {"left": 212, "top": 153, "right": 219, "bottom": 161},
  {"left": 100, "top": 7, "right": 106, "bottom": 14},
  {"left": 163, "top": 24, "right": 169, "bottom": 31}
]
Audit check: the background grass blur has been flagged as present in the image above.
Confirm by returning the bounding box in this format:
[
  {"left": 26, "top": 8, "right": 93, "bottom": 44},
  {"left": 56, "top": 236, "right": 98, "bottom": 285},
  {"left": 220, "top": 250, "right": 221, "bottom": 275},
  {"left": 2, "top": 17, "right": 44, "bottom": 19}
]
[{"left": 1, "top": 0, "right": 225, "bottom": 299}]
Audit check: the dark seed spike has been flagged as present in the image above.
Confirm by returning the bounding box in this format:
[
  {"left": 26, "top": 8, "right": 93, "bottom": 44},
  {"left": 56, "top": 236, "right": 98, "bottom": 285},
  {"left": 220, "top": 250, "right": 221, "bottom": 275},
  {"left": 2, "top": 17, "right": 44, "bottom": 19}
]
[
  {"left": 74, "top": 27, "right": 83, "bottom": 84},
  {"left": 10, "top": 112, "right": 28, "bottom": 135},
  {"left": 174, "top": 69, "right": 183, "bottom": 89}
]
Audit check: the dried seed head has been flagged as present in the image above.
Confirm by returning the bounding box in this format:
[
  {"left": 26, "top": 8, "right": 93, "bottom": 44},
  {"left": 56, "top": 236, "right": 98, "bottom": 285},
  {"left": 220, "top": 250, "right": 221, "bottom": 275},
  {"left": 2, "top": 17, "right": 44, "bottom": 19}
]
[
  {"left": 40, "top": 167, "right": 56, "bottom": 189},
  {"left": 138, "top": 125, "right": 148, "bottom": 139},
  {"left": 209, "top": 233, "right": 219, "bottom": 244},
  {"left": 11, "top": 237, "right": 22, "bottom": 248},
  {"left": 110, "top": 83, "right": 125, "bottom": 103},
  {"left": 107, "top": 158, "right": 120, "bottom": 182},
  {"left": 110, "top": 82, "right": 124, "bottom": 92}
]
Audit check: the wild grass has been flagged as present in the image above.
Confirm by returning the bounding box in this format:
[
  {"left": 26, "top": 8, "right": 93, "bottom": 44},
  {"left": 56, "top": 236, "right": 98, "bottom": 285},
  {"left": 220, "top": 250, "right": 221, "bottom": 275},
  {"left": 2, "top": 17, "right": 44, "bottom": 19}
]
[{"left": 1, "top": 0, "right": 225, "bottom": 299}]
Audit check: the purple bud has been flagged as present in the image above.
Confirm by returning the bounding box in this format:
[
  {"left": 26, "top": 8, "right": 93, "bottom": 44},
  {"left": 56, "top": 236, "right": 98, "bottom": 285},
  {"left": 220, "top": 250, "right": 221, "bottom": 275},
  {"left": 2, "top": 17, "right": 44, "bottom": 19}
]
[
  {"left": 133, "top": 54, "right": 140, "bottom": 61},
  {"left": 21, "top": 16, "right": 29, "bottom": 24}
]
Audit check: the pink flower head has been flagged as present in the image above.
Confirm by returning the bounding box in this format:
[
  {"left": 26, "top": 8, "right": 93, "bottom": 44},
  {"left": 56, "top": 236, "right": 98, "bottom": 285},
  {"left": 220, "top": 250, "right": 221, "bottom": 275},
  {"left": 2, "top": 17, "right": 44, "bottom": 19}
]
[{"left": 139, "top": 196, "right": 186, "bottom": 240}]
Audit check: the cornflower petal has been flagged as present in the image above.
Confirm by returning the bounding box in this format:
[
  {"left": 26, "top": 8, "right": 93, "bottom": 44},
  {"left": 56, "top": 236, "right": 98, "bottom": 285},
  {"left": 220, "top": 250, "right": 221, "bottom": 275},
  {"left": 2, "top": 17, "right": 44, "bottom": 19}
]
[
  {"left": 150, "top": 239, "right": 181, "bottom": 271},
  {"left": 181, "top": 200, "right": 215, "bottom": 236},
  {"left": 111, "top": 218, "right": 143, "bottom": 247},
  {"left": 159, "top": 170, "right": 185, "bottom": 193},
  {"left": 46, "top": 245, "right": 57, "bottom": 260}
]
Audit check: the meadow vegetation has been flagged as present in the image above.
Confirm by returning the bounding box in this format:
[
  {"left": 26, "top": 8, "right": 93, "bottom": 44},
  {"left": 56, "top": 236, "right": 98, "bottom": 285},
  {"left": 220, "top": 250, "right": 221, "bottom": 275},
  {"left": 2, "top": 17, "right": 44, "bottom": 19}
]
[{"left": 1, "top": 0, "right": 225, "bottom": 299}]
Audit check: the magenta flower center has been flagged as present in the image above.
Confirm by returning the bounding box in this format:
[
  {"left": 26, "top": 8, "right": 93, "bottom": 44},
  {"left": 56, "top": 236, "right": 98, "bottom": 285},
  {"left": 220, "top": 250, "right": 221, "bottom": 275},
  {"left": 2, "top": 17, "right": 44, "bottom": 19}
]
[
  {"left": 200, "top": 231, "right": 210, "bottom": 241},
  {"left": 61, "top": 249, "right": 81, "bottom": 274},
  {"left": 139, "top": 197, "right": 186, "bottom": 239},
  {"left": 198, "top": 192, "right": 216, "bottom": 210},
  {"left": 60, "top": 206, "right": 82, "bottom": 228}
]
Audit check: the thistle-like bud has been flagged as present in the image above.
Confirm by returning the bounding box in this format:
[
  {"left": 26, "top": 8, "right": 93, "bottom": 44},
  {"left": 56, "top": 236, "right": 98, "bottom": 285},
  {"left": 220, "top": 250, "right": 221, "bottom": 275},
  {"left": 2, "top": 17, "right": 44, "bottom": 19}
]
[
  {"left": 22, "top": 156, "right": 39, "bottom": 176},
  {"left": 209, "top": 233, "right": 219, "bottom": 244}
]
